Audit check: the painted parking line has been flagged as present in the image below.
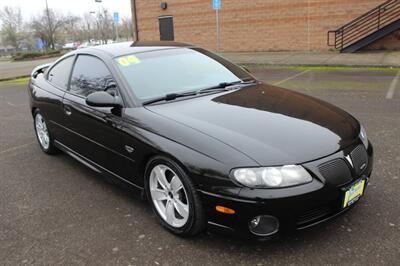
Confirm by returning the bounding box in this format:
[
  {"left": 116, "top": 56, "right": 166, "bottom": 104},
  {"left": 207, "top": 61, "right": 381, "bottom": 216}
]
[
  {"left": 386, "top": 70, "right": 400, "bottom": 99},
  {"left": 273, "top": 70, "right": 310, "bottom": 86}
]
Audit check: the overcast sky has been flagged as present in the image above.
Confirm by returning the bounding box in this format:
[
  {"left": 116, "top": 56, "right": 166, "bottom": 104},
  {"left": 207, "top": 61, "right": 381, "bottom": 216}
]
[{"left": 1, "top": 0, "right": 132, "bottom": 20}]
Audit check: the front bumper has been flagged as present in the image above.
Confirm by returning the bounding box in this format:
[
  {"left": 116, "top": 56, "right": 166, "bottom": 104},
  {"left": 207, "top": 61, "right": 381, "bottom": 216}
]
[{"left": 199, "top": 142, "right": 374, "bottom": 240}]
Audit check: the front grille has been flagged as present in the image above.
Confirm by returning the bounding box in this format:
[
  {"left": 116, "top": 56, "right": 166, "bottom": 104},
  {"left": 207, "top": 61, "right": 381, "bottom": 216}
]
[
  {"left": 350, "top": 145, "right": 368, "bottom": 176},
  {"left": 318, "top": 158, "right": 352, "bottom": 186},
  {"left": 297, "top": 205, "right": 335, "bottom": 228}
]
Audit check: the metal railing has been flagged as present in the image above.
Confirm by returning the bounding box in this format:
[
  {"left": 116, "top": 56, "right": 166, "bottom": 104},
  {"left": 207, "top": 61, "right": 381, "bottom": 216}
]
[{"left": 328, "top": 0, "right": 400, "bottom": 50}]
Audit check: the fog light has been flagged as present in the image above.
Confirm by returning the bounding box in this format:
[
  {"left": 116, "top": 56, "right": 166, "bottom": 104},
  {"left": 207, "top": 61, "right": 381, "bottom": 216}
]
[
  {"left": 250, "top": 216, "right": 260, "bottom": 228},
  {"left": 248, "top": 215, "right": 279, "bottom": 236}
]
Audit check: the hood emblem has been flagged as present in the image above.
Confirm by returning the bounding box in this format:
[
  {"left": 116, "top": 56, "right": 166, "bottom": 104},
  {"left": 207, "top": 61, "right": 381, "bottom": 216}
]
[{"left": 345, "top": 155, "right": 354, "bottom": 168}]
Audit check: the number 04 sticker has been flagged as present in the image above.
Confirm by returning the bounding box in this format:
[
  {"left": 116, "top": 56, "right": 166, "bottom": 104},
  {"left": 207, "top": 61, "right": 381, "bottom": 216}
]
[{"left": 117, "top": 55, "right": 141, "bottom": 66}]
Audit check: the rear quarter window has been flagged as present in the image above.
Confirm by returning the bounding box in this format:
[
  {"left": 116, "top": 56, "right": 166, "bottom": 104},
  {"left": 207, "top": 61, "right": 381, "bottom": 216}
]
[{"left": 47, "top": 56, "right": 74, "bottom": 90}]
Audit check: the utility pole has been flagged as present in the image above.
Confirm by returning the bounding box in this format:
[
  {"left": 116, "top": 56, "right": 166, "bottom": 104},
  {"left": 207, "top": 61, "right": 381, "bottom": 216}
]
[
  {"left": 95, "top": 0, "right": 103, "bottom": 44},
  {"left": 45, "top": 0, "right": 54, "bottom": 49}
]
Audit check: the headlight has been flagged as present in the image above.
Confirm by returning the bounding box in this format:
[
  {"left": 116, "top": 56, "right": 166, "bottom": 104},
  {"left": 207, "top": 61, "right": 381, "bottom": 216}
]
[
  {"left": 359, "top": 125, "right": 368, "bottom": 149},
  {"left": 232, "top": 165, "right": 312, "bottom": 188}
]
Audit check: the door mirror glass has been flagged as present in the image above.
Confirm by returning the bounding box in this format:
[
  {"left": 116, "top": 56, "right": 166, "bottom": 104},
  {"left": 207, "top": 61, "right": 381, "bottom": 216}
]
[{"left": 86, "top": 91, "right": 122, "bottom": 108}]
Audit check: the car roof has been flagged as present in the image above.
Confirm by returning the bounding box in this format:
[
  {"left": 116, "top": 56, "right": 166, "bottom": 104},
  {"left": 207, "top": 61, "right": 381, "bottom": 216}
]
[{"left": 86, "top": 41, "right": 195, "bottom": 58}]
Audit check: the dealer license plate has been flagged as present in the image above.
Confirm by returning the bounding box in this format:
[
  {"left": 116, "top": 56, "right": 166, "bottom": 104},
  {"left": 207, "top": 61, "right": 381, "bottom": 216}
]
[{"left": 342, "top": 179, "right": 366, "bottom": 208}]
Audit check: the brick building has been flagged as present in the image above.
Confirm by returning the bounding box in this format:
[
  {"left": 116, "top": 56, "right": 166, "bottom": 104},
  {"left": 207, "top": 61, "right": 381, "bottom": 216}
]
[{"left": 130, "top": 0, "right": 400, "bottom": 52}]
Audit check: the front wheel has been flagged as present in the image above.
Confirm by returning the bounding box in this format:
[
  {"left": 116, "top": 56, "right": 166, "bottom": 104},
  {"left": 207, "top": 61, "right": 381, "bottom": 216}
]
[{"left": 145, "top": 156, "right": 205, "bottom": 237}]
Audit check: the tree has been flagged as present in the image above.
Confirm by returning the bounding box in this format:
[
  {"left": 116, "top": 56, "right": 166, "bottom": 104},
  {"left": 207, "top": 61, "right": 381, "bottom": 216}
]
[
  {"left": 81, "top": 12, "right": 96, "bottom": 42},
  {"left": 95, "top": 8, "right": 113, "bottom": 44},
  {"left": 120, "top": 17, "right": 133, "bottom": 41},
  {"left": 0, "top": 6, "right": 24, "bottom": 49},
  {"left": 30, "top": 4, "right": 64, "bottom": 49},
  {"left": 62, "top": 14, "right": 81, "bottom": 42}
]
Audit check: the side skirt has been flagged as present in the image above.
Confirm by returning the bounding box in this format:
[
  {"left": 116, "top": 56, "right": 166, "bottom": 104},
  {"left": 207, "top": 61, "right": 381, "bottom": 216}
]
[{"left": 54, "top": 140, "right": 145, "bottom": 197}]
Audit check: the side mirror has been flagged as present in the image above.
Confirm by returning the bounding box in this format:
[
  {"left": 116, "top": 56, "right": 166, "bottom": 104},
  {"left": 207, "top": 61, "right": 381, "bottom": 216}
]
[{"left": 86, "top": 91, "right": 122, "bottom": 108}]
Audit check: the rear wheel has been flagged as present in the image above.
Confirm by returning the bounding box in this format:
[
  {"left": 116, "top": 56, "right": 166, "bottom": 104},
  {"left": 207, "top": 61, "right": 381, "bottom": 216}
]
[
  {"left": 145, "top": 156, "right": 205, "bottom": 237},
  {"left": 33, "top": 110, "right": 59, "bottom": 154}
]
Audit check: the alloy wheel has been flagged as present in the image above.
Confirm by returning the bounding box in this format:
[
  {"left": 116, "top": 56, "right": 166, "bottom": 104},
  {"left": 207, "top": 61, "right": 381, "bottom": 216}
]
[
  {"left": 149, "top": 164, "right": 189, "bottom": 228},
  {"left": 35, "top": 113, "right": 50, "bottom": 150}
]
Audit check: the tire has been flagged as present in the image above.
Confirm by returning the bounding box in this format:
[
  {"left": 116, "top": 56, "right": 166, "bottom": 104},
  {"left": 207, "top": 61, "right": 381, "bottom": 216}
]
[
  {"left": 144, "top": 156, "right": 206, "bottom": 237},
  {"left": 33, "top": 110, "right": 59, "bottom": 155}
]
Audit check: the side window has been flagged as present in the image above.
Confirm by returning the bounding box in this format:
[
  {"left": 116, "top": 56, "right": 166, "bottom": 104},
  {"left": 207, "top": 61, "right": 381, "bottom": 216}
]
[
  {"left": 69, "top": 55, "right": 117, "bottom": 97},
  {"left": 47, "top": 56, "right": 74, "bottom": 90}
]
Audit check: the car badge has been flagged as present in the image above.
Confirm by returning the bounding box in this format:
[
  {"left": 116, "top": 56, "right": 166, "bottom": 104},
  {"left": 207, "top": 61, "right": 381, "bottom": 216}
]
[
  {"left": 345, "top": 155, "right": 354, "bottom": 168},
  {"left": 125, "top": 145, "right": 135, "bottom": 153}
]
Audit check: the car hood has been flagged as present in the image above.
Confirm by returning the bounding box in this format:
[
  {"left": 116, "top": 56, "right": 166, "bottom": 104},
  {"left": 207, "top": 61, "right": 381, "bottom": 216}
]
[{"left": 146, "top": 83, "right": 359, "bottom": 166}]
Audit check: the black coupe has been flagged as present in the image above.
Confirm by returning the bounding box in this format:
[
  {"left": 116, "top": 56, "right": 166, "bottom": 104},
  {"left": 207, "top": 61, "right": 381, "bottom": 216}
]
[{"left": 28, "top": 41, "right": 373, "bottom": 239}]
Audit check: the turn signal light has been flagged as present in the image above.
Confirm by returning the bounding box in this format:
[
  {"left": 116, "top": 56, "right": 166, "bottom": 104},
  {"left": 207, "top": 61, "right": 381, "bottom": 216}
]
[{"left": 215, "top": 205, "right": 235, "bottom": 214}]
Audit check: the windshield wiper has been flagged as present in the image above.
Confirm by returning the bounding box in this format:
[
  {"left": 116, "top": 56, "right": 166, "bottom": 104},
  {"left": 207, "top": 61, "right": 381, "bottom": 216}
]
[
  {"left": 142, "top": 91, "right": 197, "bottom": 105},
  {"left": 198, "top": 79, "right": 257, "bottom": 94},
  {"left": 142, "top": 78, "right": 257, "bottom": 105}
]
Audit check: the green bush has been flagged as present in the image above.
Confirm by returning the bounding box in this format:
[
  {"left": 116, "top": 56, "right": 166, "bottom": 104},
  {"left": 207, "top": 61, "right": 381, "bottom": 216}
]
[
  {"left": 12, "top": 50, "right": 63, "bottom": 61},
  {"left": 46, "top": 50, "right": 62, "bottom": 55}
]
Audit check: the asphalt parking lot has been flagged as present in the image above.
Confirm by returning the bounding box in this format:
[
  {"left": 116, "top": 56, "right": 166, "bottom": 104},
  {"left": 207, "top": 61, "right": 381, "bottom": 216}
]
[{"left": 0, "top": 67, "right": 399, "bottom": 265}]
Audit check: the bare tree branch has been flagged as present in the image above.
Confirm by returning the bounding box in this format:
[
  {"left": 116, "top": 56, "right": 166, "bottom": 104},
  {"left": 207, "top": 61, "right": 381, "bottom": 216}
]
[
  {"left": 0, "top": 6, "right": 24, "bottom": 49},
  {"left": 30, "top": 7, "right": 65, "bottom": 49}
]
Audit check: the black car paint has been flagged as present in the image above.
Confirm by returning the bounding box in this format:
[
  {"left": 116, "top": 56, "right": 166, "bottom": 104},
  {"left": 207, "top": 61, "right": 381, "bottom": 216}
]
[
  {"left": 146, "top": 83, "right": 360, "bottom": 165},
  {"left": 28, "top": 42, "right": 373, "bottom": 239}
]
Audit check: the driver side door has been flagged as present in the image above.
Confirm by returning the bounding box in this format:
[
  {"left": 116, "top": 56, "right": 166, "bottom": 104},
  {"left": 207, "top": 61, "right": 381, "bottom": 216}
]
[{"left": 61, "top": 54, "right": 130, "bottom": 177}]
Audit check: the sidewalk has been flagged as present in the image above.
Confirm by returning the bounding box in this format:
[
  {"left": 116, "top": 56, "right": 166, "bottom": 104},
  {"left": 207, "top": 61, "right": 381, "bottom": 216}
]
[{"left": 220, "top": 51, "right": 400, "bottom": 68}]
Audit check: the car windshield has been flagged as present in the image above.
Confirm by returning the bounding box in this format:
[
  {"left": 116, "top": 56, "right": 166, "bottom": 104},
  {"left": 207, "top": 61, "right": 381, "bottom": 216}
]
[{"left": 114, "top": 47, "right": 253, "bottom": 101}]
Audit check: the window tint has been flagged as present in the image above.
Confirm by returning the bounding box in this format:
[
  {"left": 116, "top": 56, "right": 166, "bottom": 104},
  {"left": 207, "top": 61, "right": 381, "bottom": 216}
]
[
  {"left": 69, "top": 55, "right": 116, "bottom": 97},
  {"left": 47, "top": 56, "right": 74, "bottom": 90}
]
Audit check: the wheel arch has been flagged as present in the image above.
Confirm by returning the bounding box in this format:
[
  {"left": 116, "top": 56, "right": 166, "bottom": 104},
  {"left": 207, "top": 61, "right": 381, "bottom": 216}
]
[
  {"left": 126, "top": 124, "right": 235, "bottom": 200},
  {"left": 142, "top": 150, "right": 207, "bottom": 236},
  {"left": 140, "top": 150, "right": 194, "bottom": 199},
  {"left": 31, "top": 107, "right": 38, "bottom": 117}
]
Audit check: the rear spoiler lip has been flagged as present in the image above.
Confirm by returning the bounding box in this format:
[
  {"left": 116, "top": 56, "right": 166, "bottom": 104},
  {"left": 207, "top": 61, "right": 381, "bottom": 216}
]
[{"left": 31, "top": 63, "right": 52, "bottom": 78}]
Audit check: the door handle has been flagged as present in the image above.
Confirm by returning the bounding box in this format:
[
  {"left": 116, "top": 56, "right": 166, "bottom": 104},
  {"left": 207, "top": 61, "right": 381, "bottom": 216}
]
[{"left": 64, "top": 105, "right": 72, "bottom": 116}]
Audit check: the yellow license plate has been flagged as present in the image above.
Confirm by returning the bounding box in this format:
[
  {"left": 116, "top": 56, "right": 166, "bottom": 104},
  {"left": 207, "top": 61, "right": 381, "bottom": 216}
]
[{"left": 343, "top": 179, "right": 366, "bottom": 208}]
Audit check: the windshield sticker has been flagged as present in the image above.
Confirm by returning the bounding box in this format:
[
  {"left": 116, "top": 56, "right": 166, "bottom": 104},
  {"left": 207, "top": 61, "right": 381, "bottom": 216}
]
[
  {"left": 117, "top": 57, "right": 130, "bottom": 66},
  {"left": 127, "top": 55, "right": 140, "bottom": 64},
  {"left": 117, "top": 55, "right": 141, "bottom": 67}
]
